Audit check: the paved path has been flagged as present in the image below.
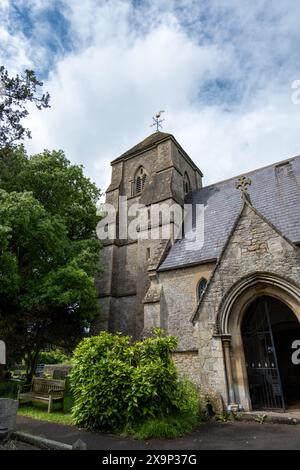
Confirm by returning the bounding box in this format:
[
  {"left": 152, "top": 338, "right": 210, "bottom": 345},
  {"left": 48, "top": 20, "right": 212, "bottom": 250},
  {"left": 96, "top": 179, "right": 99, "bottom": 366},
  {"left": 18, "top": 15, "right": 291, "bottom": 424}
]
[{"left": 16, "top": 416, "right": 300, "bottom": 450}]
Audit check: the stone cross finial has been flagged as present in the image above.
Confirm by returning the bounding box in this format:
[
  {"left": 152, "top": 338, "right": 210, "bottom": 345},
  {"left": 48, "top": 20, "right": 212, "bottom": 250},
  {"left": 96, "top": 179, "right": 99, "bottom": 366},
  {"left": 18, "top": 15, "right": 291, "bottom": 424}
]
[{"left": 235, "top": 176, "right": 252, "bottom": 201}]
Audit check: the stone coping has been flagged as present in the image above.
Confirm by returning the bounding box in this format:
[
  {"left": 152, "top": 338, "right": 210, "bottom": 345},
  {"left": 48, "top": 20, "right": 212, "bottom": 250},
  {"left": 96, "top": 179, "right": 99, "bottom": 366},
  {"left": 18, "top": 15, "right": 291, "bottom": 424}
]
[{"left": 234, "top": 410, "right": 300, "bottom": 425}]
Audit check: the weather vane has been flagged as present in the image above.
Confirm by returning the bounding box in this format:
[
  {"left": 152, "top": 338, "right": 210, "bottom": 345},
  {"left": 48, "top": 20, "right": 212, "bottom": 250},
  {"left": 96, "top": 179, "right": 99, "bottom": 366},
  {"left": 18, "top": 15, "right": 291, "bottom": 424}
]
[
  {"left": 235, "top": 175, "right": 252, "bottom": 201},
  {"left": 151, "top": 110, "right": 165, "bottom": 132}
]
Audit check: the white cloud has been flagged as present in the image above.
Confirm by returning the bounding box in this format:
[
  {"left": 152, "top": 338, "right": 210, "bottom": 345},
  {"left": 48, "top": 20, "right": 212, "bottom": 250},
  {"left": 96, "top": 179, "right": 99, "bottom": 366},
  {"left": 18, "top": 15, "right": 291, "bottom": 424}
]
[
  {"left": 0, "top": 0, "right": 33, "bottom": 72},
  {"left": 2, "top": 0, "right": 300, "bottom": 191}
]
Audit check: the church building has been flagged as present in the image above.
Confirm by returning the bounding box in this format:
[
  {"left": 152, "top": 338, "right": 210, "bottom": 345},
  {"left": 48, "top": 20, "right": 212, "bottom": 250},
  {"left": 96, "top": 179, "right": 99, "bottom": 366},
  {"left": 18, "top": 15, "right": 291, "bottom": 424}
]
[{"left": 96, "top": 130, "right": 300, "bottom": 413}]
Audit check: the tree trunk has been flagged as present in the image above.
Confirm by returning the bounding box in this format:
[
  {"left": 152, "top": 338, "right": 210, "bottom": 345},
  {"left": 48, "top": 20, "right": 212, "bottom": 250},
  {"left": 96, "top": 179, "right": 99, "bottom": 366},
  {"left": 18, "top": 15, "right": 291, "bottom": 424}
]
[{"left": 25, "top": 350, "right": 40, "bottom": 383}]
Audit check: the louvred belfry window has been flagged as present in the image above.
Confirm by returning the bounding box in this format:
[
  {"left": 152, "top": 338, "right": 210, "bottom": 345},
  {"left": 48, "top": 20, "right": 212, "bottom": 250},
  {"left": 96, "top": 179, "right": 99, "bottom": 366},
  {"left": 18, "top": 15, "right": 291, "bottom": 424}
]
[{"left": 135, "top": 167, "right": 147, "bottom": 194}]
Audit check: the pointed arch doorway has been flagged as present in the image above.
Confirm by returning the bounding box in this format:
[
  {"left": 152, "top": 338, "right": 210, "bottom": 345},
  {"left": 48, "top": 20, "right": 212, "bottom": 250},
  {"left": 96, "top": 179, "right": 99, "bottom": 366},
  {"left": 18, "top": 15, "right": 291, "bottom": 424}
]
[{"left": 241, "top": 296, "right": 300, "bottom": 411}]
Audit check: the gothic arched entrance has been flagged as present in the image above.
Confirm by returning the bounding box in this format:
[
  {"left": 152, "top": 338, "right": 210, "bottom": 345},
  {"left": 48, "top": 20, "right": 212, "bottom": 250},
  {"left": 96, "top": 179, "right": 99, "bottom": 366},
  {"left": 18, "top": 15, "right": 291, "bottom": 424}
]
[{"left": 241, "top": 296, "right": 300, "bottom": 411}]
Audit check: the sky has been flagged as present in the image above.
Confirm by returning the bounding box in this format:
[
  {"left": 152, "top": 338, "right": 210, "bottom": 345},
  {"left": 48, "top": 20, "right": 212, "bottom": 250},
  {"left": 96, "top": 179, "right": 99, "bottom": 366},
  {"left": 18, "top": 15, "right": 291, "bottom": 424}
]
[{"left": 1, "top": 0, "right": 300, "bottom": 192}]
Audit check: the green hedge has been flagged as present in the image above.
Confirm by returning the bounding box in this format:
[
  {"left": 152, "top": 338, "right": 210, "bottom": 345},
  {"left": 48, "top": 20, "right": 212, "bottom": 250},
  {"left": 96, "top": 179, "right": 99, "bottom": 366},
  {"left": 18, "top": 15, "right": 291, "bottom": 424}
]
[
  {"left": 70, "top": 330, "right": 198, "bottom": 431},
  {"left": 0, "top": 379, "right": 23, "bottom": 399}
]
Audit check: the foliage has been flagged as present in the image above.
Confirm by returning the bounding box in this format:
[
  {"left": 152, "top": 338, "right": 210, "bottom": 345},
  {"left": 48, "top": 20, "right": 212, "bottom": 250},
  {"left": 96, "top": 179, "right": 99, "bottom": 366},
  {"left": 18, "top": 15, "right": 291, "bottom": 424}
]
[
  {"left": 0, "top": 147, "right": 101, "bottom": 239},
  {"left": 70, "top": 329, "right": 199, "bottom": 432},
  {"left": 215, "top": 411, "right": 232, "bottom": 422},
  {"left": 0, "top": 66, "right": 50, "bottom": 148},
  {"left": 254, "top": 413, "right": 267, "bottom": 424},
  {"left": 170, "top": 379, "right": 199, "bottom": 415},
  {"left": 0, "top": 146, "right": 101, "bottom": 239},
  {"left": 123, "top": 379, "right": 200, "bottom": 439},
  {"left": 123, "top": 411, "right": 199, "bottom": 439},
  {"left": 0, "top": 379, "right": 22, "bottom": 399},
  {"left": 37, "top": 349, "right": 72, "bottom": 365},
  {"left": 0, "top": 146, "right": 102, "bottom": 380}
]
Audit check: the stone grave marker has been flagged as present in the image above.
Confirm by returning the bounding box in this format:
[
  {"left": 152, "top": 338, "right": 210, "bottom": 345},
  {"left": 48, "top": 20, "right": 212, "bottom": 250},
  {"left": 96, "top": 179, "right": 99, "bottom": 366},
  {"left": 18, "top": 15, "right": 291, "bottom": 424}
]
[{"left": 0, "top": 398, "right": 18, "bottom": 432}]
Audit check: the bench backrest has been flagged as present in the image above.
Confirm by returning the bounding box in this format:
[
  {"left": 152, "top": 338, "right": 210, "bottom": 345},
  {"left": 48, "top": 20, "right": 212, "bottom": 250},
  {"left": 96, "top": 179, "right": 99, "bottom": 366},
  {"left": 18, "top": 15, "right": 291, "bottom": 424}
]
[{"left": 32, "top": 377, "right": 65, "bottom": 394}]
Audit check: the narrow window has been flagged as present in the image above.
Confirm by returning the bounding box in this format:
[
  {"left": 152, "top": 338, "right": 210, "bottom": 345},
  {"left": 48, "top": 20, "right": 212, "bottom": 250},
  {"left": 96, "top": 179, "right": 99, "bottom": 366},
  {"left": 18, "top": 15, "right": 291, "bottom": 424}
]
[
  {"left": 146, "top": 248, "right": 151, "bottom": 261},
  {"left": 197, "top": 278, "right": 207, "bottom": 300},
  {"left": 184, "top": 172, "right": 191, "bottom": 195}
]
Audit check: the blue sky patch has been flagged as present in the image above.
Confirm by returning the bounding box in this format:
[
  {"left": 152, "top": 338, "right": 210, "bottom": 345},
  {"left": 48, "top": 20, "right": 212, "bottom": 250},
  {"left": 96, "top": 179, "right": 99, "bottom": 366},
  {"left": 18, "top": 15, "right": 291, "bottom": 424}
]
[{"left": 9, "top": 0, "right": 73, "bottom": 77}]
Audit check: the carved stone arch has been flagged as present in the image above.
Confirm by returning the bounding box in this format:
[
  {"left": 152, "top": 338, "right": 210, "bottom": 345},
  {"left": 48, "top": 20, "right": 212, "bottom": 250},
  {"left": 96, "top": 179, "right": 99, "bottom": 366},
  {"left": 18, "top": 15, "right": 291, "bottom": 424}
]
[
  {"left": 216, "top": 272, "right": 300, "bottom": 410},
  {"left": 217, "top": 272, "right": 300, "bottom": 336}
]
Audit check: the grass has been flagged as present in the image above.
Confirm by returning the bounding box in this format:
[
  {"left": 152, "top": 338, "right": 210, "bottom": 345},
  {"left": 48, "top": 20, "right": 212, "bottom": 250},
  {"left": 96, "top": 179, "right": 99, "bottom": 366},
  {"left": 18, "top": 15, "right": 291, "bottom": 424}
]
[
  {"left": 0, "top": 378, "right": 75, "bottom": 426},
  {"left": 17, "top": 393, "right": 74, "bottom": 426},
  {"left": 123, "top": 411, "right": 201, "bottom": 440},
  {"left": 0, "top": 381, "right": 73, "bottom": 426},
  {"left": 18, "top": 405, "right": 73, "bottom": 426},
  {"left": 1, "top": 379, "right": 201, "bottom": 438}
]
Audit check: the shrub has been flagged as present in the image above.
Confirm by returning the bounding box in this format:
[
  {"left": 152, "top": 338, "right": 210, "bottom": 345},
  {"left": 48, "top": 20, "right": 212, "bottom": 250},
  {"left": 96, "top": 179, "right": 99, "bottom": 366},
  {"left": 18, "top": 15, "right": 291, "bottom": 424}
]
[
  {"left": 0, "top": 379, "right": 23, "bottom": 399},
  {"left": 38, "top": 348, "right": 72, "bottom": 365},
  {"left": 70, "top": 329, "right": 197, "bottom": 432},
  {"left": 124, "top": 411, "right": 199, "bottom": 439}
]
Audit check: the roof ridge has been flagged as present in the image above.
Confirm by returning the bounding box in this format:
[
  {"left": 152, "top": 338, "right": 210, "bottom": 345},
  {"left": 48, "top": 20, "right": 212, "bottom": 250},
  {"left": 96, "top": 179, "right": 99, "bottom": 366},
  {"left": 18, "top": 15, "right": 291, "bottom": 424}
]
[{"left": 199, "top": 154, "right": 300, "bottom": 191}]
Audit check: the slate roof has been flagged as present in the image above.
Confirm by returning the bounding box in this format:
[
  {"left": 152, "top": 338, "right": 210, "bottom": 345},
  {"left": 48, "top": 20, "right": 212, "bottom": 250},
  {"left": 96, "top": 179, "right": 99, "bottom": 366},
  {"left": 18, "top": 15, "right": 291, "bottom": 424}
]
[
  {"left": 111, "top": 132, "right": 203, "bottom": 175},
  {"left": 159, "top": 155, "right": 300, "bottom": 271},
  {"left": 112, "top": 132, "right": 173, "bottom": 163}
]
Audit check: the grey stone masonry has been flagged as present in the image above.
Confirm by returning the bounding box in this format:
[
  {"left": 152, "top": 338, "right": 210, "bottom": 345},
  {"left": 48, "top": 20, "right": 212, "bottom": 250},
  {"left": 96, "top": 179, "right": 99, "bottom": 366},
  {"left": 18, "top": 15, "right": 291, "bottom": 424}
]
[
  {"left": 94, "top": 132, "right": 202, "bottom": 339},
  {"left": 195, "top": 201, "right": 300, "bottom": 399},
  {"left": 0, "top": 398, "right": 18, "bottom": 432}
]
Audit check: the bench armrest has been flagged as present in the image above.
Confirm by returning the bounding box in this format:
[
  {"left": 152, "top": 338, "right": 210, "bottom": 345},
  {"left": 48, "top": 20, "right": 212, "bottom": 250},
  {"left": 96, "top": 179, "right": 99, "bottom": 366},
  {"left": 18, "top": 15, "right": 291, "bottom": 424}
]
[
  {"left": 17, "top": 383, "right": 31, "bottom": 399},
  {"left": 48, "top": 388, "right": 65, "bottom": 395},
  {"left": 18, "top": 383, "right": 32, "bottom": 392}
]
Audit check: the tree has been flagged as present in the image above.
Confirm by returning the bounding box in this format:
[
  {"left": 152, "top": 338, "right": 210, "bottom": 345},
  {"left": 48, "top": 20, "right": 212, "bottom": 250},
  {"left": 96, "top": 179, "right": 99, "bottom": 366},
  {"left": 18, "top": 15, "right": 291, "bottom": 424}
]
[
  {"left": 0, "top": 147, "right": 102, "bottom": 380},
  {"left": 0, "top": 147, "right": 100, "bottom": 240},
  {"left": 0, "top": 66, "right": 50, "bottom": 148}
]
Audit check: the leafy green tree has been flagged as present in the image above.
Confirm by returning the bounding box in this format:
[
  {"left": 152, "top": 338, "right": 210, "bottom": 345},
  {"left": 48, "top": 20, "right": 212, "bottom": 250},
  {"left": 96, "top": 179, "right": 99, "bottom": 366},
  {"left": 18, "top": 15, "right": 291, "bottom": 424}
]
[
  {"left": 0, "top": 147, "right": 102, "bottom": 380},
  {"left": 0, "top": 147, "right": 100, "bottom": 239},
  {"left": 0, "top": 66, "right": 50, "bottom": 148}
]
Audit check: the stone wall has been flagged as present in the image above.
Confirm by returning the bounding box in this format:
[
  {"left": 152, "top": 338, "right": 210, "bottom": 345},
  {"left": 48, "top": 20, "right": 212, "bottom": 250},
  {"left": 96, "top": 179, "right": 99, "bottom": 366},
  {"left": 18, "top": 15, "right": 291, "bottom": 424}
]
[
  {"left": 172, "top": 351, "right": 202, "bottom": 387},
  {"left": 157, "top": 263, "right": 215, "bottom": 350},
  {"left": 95, "top": 135, "right": 203, "bottom": 339},
  {"left": 109, "top": 296, "right": 137, "bottom": 337},
  {"left": 196, "top": 202, "right": 300, "bottom": 403}
]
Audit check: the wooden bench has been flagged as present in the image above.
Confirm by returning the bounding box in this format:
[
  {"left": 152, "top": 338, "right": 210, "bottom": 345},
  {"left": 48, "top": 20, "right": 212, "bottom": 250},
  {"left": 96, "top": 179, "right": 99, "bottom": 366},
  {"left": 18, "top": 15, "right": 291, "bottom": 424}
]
[{"left": 18, "top": 377, "right": 66, "bottom": 413}]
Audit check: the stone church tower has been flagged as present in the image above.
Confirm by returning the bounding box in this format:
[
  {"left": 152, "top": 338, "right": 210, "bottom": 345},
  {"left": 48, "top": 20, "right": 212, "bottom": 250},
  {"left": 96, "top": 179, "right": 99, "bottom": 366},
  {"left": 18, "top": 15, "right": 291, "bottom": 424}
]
[
  {"left": 95, "top": 131, "right": 202, "bottom": 339},
  {"left": 96, "top": 130, "right": 300, "bottom": 414}
]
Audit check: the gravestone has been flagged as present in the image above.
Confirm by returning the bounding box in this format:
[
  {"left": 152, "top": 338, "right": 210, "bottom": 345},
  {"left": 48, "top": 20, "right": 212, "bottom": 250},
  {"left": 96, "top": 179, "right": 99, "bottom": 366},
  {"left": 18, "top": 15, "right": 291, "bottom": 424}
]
[
  {"left": 0, "top": 399, "right": 18, "bottom": 432},
  {"left": 72, "top": 439, "right": 87, "bottom": 450},
  {"left": 0, "top": 341, "right": 5, "bottom": 364},
  {"left": 0, "top": 340, "right": 5, "bottom": 380}
]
